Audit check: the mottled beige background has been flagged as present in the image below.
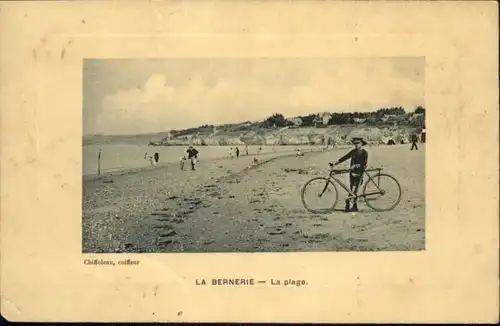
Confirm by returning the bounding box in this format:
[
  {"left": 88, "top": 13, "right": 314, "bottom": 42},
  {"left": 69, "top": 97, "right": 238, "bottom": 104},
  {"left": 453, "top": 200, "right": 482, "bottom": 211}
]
[{"left": 0, "top": 0, "right": 498, "bottom": 323}]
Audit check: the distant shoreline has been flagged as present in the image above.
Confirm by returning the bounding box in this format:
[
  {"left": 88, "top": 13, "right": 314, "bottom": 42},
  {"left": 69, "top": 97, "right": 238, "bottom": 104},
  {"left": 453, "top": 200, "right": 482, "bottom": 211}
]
[
  {"left": 82, "top": 142, "right": 409, "bottom": 180},
  {"left": 84, "top": 123, "right": 424, "bottom": 148}
]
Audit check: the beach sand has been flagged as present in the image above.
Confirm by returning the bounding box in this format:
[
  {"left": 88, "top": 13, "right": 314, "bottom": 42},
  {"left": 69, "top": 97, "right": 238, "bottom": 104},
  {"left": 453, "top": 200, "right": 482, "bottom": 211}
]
[{"left": 83, "top": 144, "right": 425, "bottom": 253}]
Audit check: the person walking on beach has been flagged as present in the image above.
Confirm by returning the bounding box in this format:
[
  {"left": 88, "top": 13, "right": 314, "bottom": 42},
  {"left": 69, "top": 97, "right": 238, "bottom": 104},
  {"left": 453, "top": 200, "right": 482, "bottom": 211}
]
[
  {"left": 186, "top": 146, "right": 199, "bottom": 171},
  {"left": 410, "top": 133, "right": 419, "bottom": 151},
  {"left": 154, "top": 152, "right": 159, "bottom": 163},
  {"left": 97, "top": 148, "right": 102, "bottom": 175},
  {"left": 245, "top": 144, "right": 249, "bottom": 156},
  {"left": 235, "top": 147, "right": 240, "bottom": 159},
  {"left": 180, "top": 156, "right": 187, "bottom": 171},
  {"left": 144, "top": 152, "right": 154, "bottom": 166},
  {"left": 330, "top": 137, "right": 368, "bottom": 212}
]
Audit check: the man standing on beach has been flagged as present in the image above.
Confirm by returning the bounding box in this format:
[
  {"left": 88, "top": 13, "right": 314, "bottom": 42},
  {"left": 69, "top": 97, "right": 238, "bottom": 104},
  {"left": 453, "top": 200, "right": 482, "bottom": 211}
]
[
  {"left": 410, "top": 133, "right": 419, "bottom": 151},
  {"left": 245, "top": 144, "right": 249, "bottom": 156},
  {"left": 235, "top": 147, "right": 240, "bottom": 159},
  {"left": 187, "top": 146, "right": 199, "bottom": 171},
  {"left": 330, "top": 137, "right": 368, "bottom": 212}
]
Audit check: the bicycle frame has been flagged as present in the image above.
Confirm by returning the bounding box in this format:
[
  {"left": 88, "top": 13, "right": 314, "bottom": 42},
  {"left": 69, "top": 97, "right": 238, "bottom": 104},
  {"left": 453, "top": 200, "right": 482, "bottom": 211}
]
[{"left": 328, "top": 168, "right": 384, "bottom": 200}]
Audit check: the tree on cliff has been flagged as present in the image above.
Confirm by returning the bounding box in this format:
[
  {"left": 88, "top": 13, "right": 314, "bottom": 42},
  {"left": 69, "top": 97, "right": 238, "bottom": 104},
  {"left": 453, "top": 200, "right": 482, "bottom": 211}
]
[
  {"left": 375, "top": 106, "right": 406, "bottom": 116},
  {"left": 299, "top": 114, "right": 317, "bottom": 127},
  {"left": 328, "top": 113, "right": 354, "bottom": 125},
  {"left": 414, "top": 106, "right": 425, "bottom": 114},
  {"left": 263, "top": 113, "right": 287, "bottom": 128}
]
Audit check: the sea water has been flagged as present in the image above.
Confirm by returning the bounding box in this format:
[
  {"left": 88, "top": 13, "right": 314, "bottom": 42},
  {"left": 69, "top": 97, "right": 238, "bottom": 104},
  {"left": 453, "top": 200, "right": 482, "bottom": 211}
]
[{"left": 83, "top": 144, "right": 317, "bottom": 175}]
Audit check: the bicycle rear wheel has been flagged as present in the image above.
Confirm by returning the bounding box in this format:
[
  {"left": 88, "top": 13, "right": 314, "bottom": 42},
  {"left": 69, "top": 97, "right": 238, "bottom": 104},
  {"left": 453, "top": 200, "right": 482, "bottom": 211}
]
[
  {"left": 363, "top": 173, "right": 402, "bottom": 211},
  {"left": 301, "top": 177, "right": 339, "bottom": 214}
]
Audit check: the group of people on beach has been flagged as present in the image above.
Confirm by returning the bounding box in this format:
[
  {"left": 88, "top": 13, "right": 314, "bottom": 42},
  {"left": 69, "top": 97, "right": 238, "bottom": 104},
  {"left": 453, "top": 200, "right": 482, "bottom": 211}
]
[
  {"left": 146, "top": 143, "right": 269, "bottom": 173},
  {"left": 140, "top": 128, "right": 422, "bottom": 215},
  {"left": 145, "top": 146, "right": 200, "bottom": 171},
  {"left": 229, "top": 147, "right": 240, "bottom": 159},
  {"left": 144, "top": 151, "right": 160, "bottom": 166},
  {"left": 142, "top": 134, "right": 410, "bottom": 213},
  {"left": 228, "top": 145, "right": 253, "bottom": 159},
  {"left": 180, "top": 146, "right": 199, "bottom": 171},
  {"left": 146, "top": 134, "right": 417, "bottom": 214}
]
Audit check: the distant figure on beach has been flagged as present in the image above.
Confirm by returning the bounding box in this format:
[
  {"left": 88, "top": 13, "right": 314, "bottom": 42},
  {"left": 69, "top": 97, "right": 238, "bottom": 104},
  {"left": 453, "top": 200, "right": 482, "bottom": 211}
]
[
  {"left": 97, "top": 148, "right": 102, "bottom": 176},
  {"left": 235, "top": 147, "right": 240, "bottom": 159},
  {"left": 154, "top": 152, "right": 159, "bottom": 163},
  {"left": 180, "top": 156, "right": 187, "bottom": 171},
  {"left": 144, "top": 152, "right": 155, "bottom": 166},
  {"left": 330, "top": 137, "right": 368, "bottom": 212},
  {"left": 187, "top": 146, "right": 199, "bottom": 171},
  {"left": 229, "top": 147, "right": 234, "bottom": 159},
  {"left": 245, "top": 144, "right": 249, "bottom": 156},
  {"left": 296, "top": 149, "right": 304, "bottom": 157},
  {"left": 253, "top": 157, "right": 259, "bottom": 165},
  {"left": 410, "top": 133, "right": 419, "bottom": 151},
  {"left": 257, "top": 146, "right": 262, "bottom": 155}
]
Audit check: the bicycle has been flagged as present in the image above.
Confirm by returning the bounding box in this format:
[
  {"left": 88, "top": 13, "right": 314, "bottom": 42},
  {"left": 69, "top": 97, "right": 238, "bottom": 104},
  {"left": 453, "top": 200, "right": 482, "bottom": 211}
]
[{"left": 301, "top": 163, "right": 402, "bottom": 213}]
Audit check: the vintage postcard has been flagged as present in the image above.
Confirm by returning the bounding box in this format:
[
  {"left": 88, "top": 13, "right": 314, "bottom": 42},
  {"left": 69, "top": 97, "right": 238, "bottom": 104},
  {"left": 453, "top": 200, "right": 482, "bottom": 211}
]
[{"left": 1, "top": 0, "right": 498, "bottom": 323}]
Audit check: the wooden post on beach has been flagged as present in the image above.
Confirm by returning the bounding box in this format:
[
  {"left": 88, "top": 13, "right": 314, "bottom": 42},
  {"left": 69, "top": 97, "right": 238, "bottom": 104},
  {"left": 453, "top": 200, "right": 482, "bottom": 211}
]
[{"left": 97, "top": 148, "right": 102, "bottom": 176}]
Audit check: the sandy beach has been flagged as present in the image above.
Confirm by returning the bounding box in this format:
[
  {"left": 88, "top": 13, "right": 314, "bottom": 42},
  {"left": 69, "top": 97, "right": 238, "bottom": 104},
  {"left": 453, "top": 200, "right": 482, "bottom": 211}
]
[{"left": 83, "top": 144, "right": 425, "bottom": 253}]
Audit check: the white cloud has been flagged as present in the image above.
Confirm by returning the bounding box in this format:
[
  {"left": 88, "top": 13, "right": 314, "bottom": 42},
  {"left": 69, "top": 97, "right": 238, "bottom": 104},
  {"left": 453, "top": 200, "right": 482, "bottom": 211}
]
[
  {"left": 94, "top": 74, "right": 277, "bottom": 134},
  {"left": 289, "top": 60, "right": 424, "bottom": 111},
  {"left": 92, "top": 60, "right": 424, "bottom": 135}
]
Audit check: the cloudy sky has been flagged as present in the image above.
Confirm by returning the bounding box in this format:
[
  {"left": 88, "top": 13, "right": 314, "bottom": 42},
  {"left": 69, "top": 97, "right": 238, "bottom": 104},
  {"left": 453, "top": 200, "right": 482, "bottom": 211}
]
[{"left": 83, "top": 57, "right": 424, "bottom": 135}]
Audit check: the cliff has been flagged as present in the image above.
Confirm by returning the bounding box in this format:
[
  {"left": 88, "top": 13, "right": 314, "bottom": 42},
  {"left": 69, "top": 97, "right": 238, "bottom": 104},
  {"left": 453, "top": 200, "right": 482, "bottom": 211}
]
[{"left": 150, "top": 125, "right": 421, "bottom": 147}]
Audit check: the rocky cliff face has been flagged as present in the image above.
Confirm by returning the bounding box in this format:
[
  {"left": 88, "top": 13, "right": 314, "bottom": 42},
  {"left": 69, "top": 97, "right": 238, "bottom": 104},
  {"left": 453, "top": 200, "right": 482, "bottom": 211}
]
[{"left": 152, "top": 125, "right": 418, "bottom": 146}]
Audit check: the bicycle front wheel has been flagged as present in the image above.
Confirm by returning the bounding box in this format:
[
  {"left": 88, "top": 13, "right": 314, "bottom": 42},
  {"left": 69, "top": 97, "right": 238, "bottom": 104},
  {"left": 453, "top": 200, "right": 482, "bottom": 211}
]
[
  {"left": 363, "top": 173, "right": 402, "bottom": 212},
  {"left": 301, "top": 177, "right": 339, "bottom": 214}
]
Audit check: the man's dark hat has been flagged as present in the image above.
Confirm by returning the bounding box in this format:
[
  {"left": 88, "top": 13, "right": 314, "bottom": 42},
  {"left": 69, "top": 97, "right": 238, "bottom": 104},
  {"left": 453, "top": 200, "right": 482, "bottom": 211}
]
[{"left": 351, "top": 137, "right": 368, "bottom": 145}]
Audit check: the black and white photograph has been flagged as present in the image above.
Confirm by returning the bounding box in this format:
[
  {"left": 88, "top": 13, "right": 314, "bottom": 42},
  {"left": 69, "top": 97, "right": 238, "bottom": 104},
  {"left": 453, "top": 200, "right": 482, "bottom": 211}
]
[{"left": 82, "top": 58, "right": 426, "bottom": 253}]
